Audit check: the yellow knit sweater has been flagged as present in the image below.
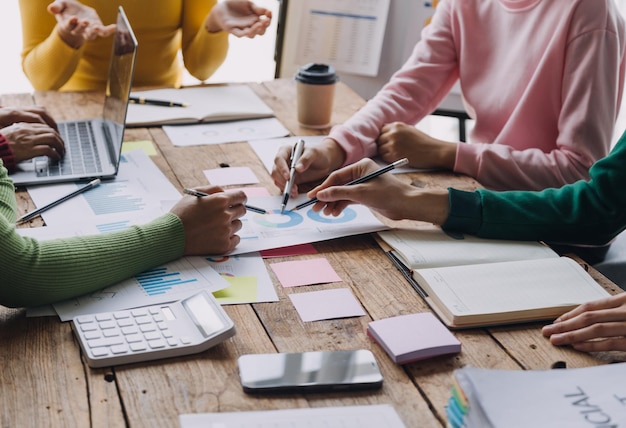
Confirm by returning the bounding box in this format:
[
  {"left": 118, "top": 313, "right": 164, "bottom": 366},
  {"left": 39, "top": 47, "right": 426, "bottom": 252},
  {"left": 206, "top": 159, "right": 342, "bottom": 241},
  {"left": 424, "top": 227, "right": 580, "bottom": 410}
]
[{"left": 19, "top": 0, "right": 229, "bottom": 91}]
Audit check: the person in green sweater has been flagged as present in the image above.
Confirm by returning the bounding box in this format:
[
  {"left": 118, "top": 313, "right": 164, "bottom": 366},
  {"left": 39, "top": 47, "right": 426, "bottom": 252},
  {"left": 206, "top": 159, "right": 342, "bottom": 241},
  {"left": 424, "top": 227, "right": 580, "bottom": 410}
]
[
  {"left": 2, "top": 160, "right": 246, "bottom": 308},
  {"left": 304, "top": 131, "right": 626, "bottom": 353}
]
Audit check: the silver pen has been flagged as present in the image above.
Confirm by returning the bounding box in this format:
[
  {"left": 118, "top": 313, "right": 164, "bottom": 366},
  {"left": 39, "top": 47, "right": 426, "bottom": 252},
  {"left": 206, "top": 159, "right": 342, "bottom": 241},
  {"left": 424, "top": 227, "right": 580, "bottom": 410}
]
[
  {"left": 16, "top": 178, "right": 101, "bottom": 225},
  {"left": 280, "top": 138, "right": 305, "bottom": 214}
]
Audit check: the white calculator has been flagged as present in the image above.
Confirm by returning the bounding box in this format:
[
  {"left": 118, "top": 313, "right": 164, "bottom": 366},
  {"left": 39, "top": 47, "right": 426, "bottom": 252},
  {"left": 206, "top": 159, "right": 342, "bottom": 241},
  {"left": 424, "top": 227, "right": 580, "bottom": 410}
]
[{"left": 71, "top": 291, "right": 236, "bottom": 368}]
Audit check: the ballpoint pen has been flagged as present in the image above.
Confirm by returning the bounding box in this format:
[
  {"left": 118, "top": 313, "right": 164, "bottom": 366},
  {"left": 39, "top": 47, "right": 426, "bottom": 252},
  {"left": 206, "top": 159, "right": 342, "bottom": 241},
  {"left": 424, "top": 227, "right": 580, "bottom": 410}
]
[
  {"left": 16, "top": 178, "right": 101, "bottom": 225},
  {"left": 183, "top": 188, "right": 268, "bottom": 214},
  {"left": 129, "top": 97, "right": 188, "bottom": 107},
  {"left": 290, "top": 158, "right": 409, "bottom": 212},
  {"left": 280, "top": 138, "right": 306, "bottom": 214}
]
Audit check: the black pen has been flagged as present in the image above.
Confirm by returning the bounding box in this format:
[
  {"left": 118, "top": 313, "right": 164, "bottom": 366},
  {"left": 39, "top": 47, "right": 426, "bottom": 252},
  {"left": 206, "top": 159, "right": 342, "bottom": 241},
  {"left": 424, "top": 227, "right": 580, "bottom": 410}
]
[
  {"left": 129, "top": 97, "right": 188, "bottom": 107},
  {"left": 16, "top": 178, "right": 101, "bottom": 225},
  {"left": 290, "top": 158, "right": 409, "bottom": 212},
  {"left": 183, "top": 188, "right": 268, "bottom": 214}
]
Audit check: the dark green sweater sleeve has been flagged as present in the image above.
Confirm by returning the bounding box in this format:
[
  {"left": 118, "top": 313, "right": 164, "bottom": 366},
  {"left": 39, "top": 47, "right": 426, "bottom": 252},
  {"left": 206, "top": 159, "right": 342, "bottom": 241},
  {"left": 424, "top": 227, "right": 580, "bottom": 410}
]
[
  {"left": 1, "top": 162, "right": 186, "bottom": 308},
  {"left": 443, "top": 131, "right": 626, "bottom": 246}
]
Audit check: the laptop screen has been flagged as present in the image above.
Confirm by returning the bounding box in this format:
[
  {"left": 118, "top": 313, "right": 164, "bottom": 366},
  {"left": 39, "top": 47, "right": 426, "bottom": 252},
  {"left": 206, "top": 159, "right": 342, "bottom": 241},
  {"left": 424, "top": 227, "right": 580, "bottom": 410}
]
[{"left": 103, "top": 7, "right": 138, "bottom": 161}]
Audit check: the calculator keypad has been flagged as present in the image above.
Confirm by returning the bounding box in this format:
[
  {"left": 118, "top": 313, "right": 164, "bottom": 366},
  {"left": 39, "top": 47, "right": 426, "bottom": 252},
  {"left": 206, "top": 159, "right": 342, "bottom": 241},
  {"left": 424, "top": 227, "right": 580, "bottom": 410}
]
[{"left": 74, "top": 307, "right": 191, "bottom": 359}]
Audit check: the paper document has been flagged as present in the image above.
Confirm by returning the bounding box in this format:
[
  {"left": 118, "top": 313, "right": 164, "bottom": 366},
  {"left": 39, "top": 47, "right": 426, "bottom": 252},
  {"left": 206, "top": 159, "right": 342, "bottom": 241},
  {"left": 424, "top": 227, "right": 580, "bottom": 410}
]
[
  {"left": 53, "top": 258, "right": 230, "bottom": 321},
  {"left": 294, "top": 0, "right": 390, "bottom": 77},
  {"left": 26, "top": 150, "right": 179, "bottom": 230},
  {"left": 227, "top": 195, "right": 388, "bottom": 255},
  {"left": 164, "top": 118, "right": 289, "bottom": 146},
  {"left": 180, "top": 404, "right": 406, "bottom": 428}
]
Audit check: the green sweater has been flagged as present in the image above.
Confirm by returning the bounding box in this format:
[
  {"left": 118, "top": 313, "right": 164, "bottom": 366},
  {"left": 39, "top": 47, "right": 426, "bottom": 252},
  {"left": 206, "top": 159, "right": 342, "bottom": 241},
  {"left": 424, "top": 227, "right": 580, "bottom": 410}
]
[
  {"left": 444, "top": 131, "right": 626, "bottom": 246},
  {"left": 1, "top": 162, "right": 186, "bottom": 308}
]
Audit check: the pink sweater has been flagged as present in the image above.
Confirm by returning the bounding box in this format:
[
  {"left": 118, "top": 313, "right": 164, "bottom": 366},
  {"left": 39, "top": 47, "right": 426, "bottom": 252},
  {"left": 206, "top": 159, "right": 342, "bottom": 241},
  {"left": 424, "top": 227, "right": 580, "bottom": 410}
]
[{"left": 329, "top": 0, "right": 626, "bottom": 190}]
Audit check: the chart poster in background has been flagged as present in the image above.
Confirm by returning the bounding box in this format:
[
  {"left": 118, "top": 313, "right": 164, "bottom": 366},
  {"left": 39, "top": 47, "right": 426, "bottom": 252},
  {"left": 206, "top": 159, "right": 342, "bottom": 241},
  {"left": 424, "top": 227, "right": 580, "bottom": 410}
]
[{"left": 295, "top": 0, "right": 390, "bottom": 77}]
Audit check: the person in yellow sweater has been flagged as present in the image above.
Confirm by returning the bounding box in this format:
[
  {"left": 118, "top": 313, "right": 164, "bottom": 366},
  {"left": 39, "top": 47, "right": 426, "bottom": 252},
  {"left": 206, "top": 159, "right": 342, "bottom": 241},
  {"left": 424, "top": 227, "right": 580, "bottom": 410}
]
[{"left": 19, "top": 0, "right": 272, "bottom": 91}]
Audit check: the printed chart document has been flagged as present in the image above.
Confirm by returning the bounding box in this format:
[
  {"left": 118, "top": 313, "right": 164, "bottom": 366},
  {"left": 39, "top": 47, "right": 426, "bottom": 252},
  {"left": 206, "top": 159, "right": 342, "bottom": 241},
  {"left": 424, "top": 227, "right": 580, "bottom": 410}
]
[
  {"left": 228, "top": 195, "right": 388, "bottom": 255},
  {"left": 52, "top": 257, "right": 230, "bottom": 321},
  {"left": 26, "top": 150, "right": 179, "bottom": 230},
  {"left": 448, "top": 364, "right": 626, "bottom": 428},
  {"left": 180, "top": 404, "right": 406, "bottom": 428},
  {"left": 376, "top": 228, "right": 611, "bottom": 328},
  {"left": 292, "top": 0, "right": 391, "bottom": 77},
  {"left": 188, "top": 253, "right": 278, "bottom": 304},
  {"left": 126, "top": 85, "right": 274, "bottom": 126}
]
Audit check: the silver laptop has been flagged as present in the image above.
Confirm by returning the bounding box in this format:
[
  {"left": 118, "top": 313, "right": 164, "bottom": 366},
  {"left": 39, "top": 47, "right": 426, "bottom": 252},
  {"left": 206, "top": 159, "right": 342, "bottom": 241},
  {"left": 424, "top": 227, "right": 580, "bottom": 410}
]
[{"left": 11, "top": 6, "right": 137, "bottom": 187}]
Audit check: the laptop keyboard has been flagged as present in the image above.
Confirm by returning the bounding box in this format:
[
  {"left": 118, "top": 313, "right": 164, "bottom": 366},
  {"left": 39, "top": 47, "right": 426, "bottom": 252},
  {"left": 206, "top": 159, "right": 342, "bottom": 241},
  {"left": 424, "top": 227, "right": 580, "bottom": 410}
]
[{"left": 35, "top": 121, "right": 102, "bottom": 177}]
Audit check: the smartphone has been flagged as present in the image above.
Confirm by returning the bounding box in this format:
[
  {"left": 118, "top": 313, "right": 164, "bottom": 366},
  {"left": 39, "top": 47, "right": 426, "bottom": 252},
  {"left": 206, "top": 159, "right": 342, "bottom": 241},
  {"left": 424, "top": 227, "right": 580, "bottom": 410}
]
[{"left": 237, "top": 349, "right": 383, "bottom": 394}]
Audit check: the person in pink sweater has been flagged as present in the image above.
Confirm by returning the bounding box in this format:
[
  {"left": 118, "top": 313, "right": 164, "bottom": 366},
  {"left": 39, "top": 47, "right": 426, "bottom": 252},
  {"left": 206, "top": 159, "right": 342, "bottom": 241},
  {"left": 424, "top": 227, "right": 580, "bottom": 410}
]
[{"left": 273, "top": 0, "right": 626, "bottom": 192}]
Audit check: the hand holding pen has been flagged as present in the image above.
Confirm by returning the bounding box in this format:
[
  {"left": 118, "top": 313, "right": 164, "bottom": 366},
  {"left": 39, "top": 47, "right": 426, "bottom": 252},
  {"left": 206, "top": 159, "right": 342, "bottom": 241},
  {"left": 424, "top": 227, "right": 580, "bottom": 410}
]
[
  {"left": 291, "top": 158, "right": 409, "bottom": 212},
  {"left": 280, "top": 138, "right": 305, "bottom": 214},
  {"left": 183, "top": 188, "right": 267, "bottom": 214}
]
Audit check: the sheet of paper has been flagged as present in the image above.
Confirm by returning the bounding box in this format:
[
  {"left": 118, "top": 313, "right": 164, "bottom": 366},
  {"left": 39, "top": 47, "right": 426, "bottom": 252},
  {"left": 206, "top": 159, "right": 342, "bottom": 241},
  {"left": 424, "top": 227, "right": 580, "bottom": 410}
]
[
  {"left": 203, "top": 166, "right": 260, "bottom": 186},
  {"left": 52, "top": 258, "right": 230, "bottom": 321},
  {"left": 289, "top": 288, "right": 365, "bottom": 322},
  {"left": 294, "top": 0, "right": 391, "bottom": 77},
  {"left": 228, "top": 195, "right": 388, "bottom": 255},
  {"left": 248, "top": 136, "right": 417, "bottom": 175},
  {"left": 231, "top": 186, "right": 272, "bottom": 197},
  {"left": 270, "top": 258, "right": 341, "bottom": 287},
  {"left": 163, "top": 118, "right": 289, "bottom": 146},
  {"left": 26, "top": 150, "right": 180, "bottom": 229},
  {"left": 180, "top": 404, "right": 406, "bottom": 428},
  {"left": 187, "top": 253, "right": 278, "bottom": 304}
]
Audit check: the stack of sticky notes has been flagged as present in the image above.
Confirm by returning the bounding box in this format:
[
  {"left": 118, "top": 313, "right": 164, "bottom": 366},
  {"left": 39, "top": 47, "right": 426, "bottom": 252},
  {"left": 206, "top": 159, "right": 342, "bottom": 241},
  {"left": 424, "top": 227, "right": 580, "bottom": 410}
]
[{"left": 367, "top": 312, "right": 461, "bottom": 364}]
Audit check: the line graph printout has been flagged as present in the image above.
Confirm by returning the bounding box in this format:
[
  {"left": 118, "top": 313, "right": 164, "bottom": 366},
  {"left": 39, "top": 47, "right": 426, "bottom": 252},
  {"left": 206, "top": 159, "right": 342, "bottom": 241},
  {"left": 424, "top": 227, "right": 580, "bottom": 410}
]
[
  {"left": 53, "top": 258, "right": 229, "bottom": 321},
  {"left": 295, "top": 0, "right": 390, "bottom": 76},
  {"left": 226, "top": 195, "right": 388, "bottom": 256}
]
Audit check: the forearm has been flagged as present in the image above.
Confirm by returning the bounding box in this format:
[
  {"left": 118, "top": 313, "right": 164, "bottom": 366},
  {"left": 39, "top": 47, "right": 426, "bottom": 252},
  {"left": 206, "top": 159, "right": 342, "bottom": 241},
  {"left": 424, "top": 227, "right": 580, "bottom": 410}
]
[
  {"left": 1, "top": 214, "right": 185, "bottom": 308},
  {"left": 180, "top": 0, "right": 228, "bottom": 81},
  {"left": 443, "top": 134, "right": 626, "bottom": 245},
  {"left": 22, "top": 29, "right": 83, "bottom": 91}
]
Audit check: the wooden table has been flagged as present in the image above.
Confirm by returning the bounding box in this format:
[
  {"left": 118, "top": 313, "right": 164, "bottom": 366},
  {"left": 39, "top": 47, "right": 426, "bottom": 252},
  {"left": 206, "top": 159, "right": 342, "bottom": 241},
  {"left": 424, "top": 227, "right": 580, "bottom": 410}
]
[{"left": 2, "top": 79, "right": 623, "bottom": 427}]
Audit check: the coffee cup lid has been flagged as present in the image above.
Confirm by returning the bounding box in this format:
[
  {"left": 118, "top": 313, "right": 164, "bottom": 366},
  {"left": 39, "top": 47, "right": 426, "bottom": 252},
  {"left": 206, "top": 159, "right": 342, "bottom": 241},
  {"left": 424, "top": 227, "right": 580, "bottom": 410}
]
[{"left": 295, "top": 63, "right": 338, "bottom": 85}]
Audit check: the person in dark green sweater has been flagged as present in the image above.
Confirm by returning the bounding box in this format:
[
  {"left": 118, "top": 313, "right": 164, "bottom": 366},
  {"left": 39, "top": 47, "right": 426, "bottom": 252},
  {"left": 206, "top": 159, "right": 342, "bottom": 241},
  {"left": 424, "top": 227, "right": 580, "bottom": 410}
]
[
  {"left": 305, "top": 131, "right": 626, "bottom": 353},
  {"left": 1, "top": 159, "right": 246, "bottom": 308}
]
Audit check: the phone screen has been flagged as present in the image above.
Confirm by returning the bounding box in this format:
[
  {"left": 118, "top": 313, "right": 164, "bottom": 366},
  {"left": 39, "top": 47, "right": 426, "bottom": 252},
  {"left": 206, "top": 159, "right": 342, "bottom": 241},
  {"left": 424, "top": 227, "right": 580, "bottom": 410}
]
[{"left": 237, "top": 349, "right": 383, "bottom": 393}]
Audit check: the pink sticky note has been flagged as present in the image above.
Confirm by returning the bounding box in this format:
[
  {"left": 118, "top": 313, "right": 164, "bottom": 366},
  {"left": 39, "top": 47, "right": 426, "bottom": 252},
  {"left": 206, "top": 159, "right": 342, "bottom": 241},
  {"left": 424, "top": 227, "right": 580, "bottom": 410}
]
[
  {"left": 260, "top": 243, "right": 318, "bottom": 258},
  {"left": 289, "top": 288, "right": 366, "bottom": 322},
  {"left": 270, "top": 258, "right": 341, "bottom": 288}
]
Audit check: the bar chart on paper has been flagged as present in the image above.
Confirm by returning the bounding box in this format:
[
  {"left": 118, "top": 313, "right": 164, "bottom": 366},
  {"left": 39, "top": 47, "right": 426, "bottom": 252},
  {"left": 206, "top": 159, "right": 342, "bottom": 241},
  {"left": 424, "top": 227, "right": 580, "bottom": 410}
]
[
  {"left": 82, "top": 180, "right": 147, "bottom": 215},
  {"left": 53, "top": 258, "right": 230, "bottom": 321},
  {"left": 136, "top": 267, "right": 199, "bottom": 296}
]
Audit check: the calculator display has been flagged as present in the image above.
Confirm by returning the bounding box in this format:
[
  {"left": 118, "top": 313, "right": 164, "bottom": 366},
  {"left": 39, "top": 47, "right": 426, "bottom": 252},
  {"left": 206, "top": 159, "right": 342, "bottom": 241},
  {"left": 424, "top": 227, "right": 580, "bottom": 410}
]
[{"left": 182, "top": 292, "right": 226, "bottom": 337}]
